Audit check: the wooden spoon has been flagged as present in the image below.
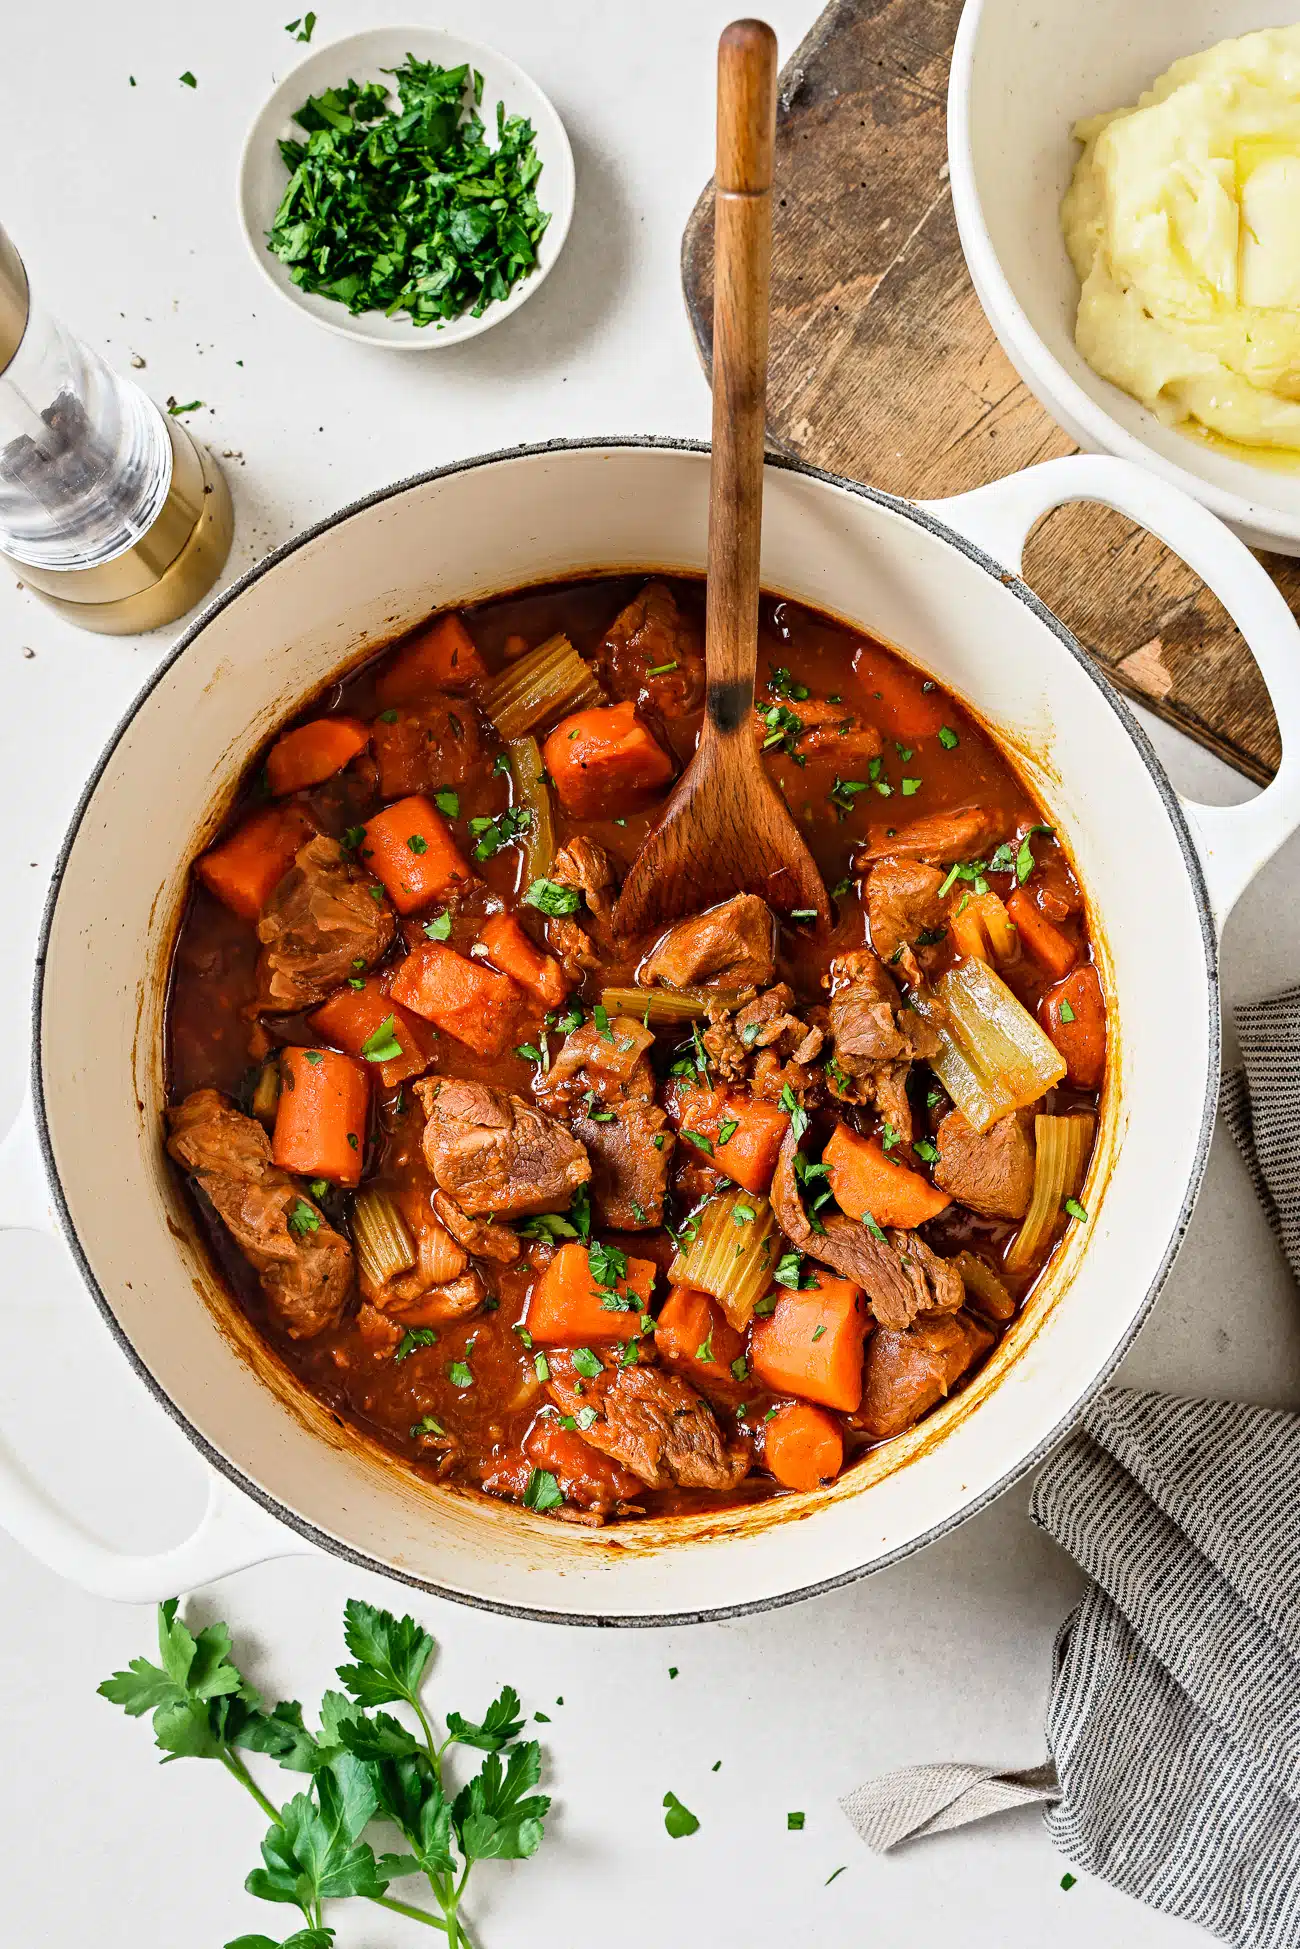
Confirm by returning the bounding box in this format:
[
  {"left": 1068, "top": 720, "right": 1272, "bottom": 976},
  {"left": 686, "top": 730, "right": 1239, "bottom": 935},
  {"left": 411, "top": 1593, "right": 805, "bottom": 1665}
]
[{"left": 612, "top": 18, "right": 830, "bottom": 938}]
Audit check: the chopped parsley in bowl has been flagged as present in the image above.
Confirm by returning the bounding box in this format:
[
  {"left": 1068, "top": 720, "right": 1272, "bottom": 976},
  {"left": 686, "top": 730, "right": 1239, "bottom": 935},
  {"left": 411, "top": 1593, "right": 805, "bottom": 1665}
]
[{"left": 238, "top": 27, "right": 574, "bottom": 347}]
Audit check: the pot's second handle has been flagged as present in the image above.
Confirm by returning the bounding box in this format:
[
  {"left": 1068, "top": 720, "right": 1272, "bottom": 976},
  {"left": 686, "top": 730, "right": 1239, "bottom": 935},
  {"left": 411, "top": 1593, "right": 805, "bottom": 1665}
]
[
  {"left": 0, "top": 1092, "right": 312, "bottom": 1600},
  {"left": 923, "top": 454, "right": 1300, "bottom": 934}
]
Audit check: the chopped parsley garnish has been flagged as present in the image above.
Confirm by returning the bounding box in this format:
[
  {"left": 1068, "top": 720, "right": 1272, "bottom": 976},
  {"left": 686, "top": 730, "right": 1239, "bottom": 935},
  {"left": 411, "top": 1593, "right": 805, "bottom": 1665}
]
[
  {"left": 730, "top": 1355, "right": 749, "bottom": 1382},
  {"left": 410, "top": 1413, "right": 445, "bottom": 1438},
  {"left": 515, "top": 1042, "right": 542, "bottom": 1063},
  {"left": 938, "top": 725, "right": 960, "bottom": 749},
  {"left": 752, "top": 1293, "right": 778, "bottom": 1316},
  {"left": 533, "top": 1351, "right": 550, "bottom": 1383},
  {"left": 406, "top": 833, "right": 428, "bottom": 854},
  {"left": 572, "top": 1347, "right": 603, "bottom": 1379},
  {"left": 588, "top": 1239, "right": 628, "bottom": 1290},
  {"left": 759, "top": 701, "right": 806, "bottom": 760},
  {"left": 811, "top": 1324, "right": 826, "bottom": 1342},
  {"left": 178, "top": 72, "right": 197, "bottom": 89},
  {"left": 447, "top": 1359, "right": 474, "bottom": 1388},
  {"left": 789, "top": 908, "right": 817, "bottom": 920},
  {"left": 394, "top": 1326, "right": 438, "bottom": 1362},
  {"left": 788, "top": 1811, "right": 806, "bottom": 1830},
  {"left": 493, "top": 751, "right": 513, "bottom": 777},
  {"left": 696, "top": 1329, "right": 715, "bottom": 1363},
  {"left": 267, "top": 55, "right": 552, "bottom": 331},
  {"left": 645, "top": 660, "right": 678, "bottom": 676},
  {"left": 376, "top": 708, "right": 400, "bottom": 724},
  {"left": 732, "top": 1203, "right": 755, "bottom": 1225},
  {"left": 938, "top": 858, "right": 990, "bottom": 899},
  {"left": 831, "top": 875, "right": 853, "bottom": 898},
  {"left": 682, "top": 1128, "right": 714, "bottom": 1155},
  {"left": 881, "top": 1122, "right": 901, "bottom": 1152},
  {"left": 1060, "top": 1873, "right": 1077, "bottom": 1891},
  {"left": 768, "top": 665, "right": 810, "bottom": 701},
  {"left": 287, "top": 1200, "right": 320, "bottom": 1236},
  {"left": 424, "top": 910, "right": 452, "bottom": 940},
  {"left": 901, "top": 776, "right": 922, "bottom": 796},
  {"left": 1059, "top": 998, "right": 1076, "bottom": 1023},
  {"left": 342, "top": 826, "right": 366, "bottom": 852},
  {"left": 469, "top": 804, "right": 531, "bottom": 861},
  {"left": 523, "top": 1468, "right": 563, "bottom": 1512},
  {"left": 557, "top": 1002, "right": 584, "bottom": 1030},
  {"left": 524, "top": 877, "right": 580, "bottom": 917},
  {"left": 361, "top": 1013, "right": 403, "bottom": 1063},
  {"left": 304, "top": 1050, "right": 323, "bottom": 1065},
  {"left": 1064, "top": 1197, "right": 1089, "bottom": 1224},
  {"left": 773, "top": 1251, "right": 817, "bottom": 1291},
  {"left": 434, "top": 787, "right": 460, "bottom": 817},
  {"left": 830, "top": 777, "right": 871, "bottom": 820},
  {"left": 717, "top": 1117, "right": 739, "bottom": 1146},
  {"left": 912, "top": 1137, "right": 939, "bottom": 1164},
  {"left": 778, "top": 1083, "right": 809, "bottom": 1144},
  {"left": 592, "top": 1002, "right": 613, "bottom": 1042},
  {"left": 662, "top": 1791, "right": 700, "bottom": 1839},
  {"left": 861, "top": 1209, "right": 888, "bottom": 1244}
]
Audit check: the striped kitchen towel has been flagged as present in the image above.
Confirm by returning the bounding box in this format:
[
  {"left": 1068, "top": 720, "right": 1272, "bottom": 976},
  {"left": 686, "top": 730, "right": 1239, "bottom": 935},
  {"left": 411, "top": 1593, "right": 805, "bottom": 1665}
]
[{"left": 841, "top": 992, "right": 1300, "bottom": 1947}]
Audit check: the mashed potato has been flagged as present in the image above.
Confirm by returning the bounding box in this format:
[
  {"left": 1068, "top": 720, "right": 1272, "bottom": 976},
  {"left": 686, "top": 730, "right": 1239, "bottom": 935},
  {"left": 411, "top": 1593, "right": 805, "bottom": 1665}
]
[{"left": 1062, "top": 26, "right": 1300, "bottom": 450}]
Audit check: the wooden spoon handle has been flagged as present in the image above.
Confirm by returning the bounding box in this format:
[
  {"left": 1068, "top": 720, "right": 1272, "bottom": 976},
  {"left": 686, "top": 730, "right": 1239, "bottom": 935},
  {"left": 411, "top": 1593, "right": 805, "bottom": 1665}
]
[{"left": 705, "top": 18, "right": 778, "bottom": 742}]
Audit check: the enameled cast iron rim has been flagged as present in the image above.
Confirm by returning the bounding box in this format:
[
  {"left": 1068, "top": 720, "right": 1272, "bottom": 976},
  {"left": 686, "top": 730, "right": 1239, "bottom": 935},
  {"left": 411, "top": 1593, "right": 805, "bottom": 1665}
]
[{"left": 30, "top": 436, "right": 1222, "bottom": 1626}]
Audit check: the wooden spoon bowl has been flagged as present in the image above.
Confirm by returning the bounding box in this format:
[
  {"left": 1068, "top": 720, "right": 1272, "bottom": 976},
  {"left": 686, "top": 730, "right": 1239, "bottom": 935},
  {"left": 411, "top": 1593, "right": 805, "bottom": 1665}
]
[{"left": 612, "top": 19, "right": 830, "bottom": 938}]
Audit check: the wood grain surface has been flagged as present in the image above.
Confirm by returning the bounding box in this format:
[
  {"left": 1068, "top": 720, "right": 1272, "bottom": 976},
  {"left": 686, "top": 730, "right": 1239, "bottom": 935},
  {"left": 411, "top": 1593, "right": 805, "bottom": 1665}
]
[{"left": 681, "top": 0, "right": 1288, "bottom": 783}]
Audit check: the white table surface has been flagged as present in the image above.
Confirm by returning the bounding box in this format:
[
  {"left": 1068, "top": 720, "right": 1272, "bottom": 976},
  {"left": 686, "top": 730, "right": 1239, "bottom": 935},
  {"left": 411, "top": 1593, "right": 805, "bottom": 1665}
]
[{"left": 3, "top": 4, "right": 1299, "bottom": 1944}]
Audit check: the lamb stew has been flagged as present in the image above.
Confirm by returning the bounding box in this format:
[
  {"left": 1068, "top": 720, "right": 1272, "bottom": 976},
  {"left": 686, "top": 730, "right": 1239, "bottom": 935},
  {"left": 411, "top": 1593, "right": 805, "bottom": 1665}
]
[{"left": 165, "top": 575, "right": 1106, "bottom": 1525}]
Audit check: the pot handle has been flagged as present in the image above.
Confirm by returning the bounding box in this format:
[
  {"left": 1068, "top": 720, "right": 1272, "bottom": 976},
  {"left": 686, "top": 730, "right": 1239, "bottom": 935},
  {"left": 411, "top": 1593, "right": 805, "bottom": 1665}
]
[
  {"left": 921, "top": 453, "right": 1300, "bottom": 933},
  {"left": 0, "top": 1090, "right": 313, "bottom": 1600}
]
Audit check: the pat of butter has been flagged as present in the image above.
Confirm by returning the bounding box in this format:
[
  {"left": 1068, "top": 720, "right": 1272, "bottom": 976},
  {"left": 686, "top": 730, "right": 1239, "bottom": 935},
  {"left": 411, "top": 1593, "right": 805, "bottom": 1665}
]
[{"left": 1239, "top": 153, "right": 1300, "bottom": 309}]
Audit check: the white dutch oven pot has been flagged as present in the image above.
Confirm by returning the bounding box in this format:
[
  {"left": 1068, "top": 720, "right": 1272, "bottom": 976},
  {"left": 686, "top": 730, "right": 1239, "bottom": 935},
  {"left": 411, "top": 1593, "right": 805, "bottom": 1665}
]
[{"left": 2, "top": 441, "right": 1299, "bottom": 1621}]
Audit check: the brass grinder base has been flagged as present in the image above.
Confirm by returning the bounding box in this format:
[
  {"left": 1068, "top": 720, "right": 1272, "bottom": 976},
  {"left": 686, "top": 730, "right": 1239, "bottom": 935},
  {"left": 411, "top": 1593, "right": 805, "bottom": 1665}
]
[{"left": 2, "top": 416, "right": 235, "bottom": 635}]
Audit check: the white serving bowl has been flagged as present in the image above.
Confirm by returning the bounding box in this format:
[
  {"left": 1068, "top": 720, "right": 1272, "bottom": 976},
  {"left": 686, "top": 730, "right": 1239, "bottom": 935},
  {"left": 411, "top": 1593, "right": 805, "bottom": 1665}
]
[
  {"left": 2, "top": 442, "right": 1300, "bottom": 1619},
  {"left": 949, "top": 0, "right": 1300, "bottom": 553},
  {"left": 237, "top": 27, "right": 574, "bottom": 350}
]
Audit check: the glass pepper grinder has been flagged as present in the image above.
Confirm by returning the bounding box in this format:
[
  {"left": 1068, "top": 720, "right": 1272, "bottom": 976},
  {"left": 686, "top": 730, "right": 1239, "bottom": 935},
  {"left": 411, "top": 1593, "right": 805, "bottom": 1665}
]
[{"left": 0, "top": 222, "right": 233, "bottom": 634}]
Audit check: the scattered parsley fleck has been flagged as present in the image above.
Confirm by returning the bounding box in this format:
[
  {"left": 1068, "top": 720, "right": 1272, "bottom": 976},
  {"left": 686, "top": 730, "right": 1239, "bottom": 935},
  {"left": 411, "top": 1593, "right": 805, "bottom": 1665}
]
[
  {"left": 572, "top": 1347, "right": 602, "bottom": 1379},
  {"left": 284, "top": 12, "right": 316, "bottom": 41},
  {"left": 447, "top": 1359, "right": 474, "bottom": 1388},
  {"left": 901, "top": 776, "right": 922, "bottom": 796},
  {"left": 788, "top": 1811, "right": 805, "bottom": 1830},
  {"left": 525, "top": 878, "right": 580, "bottom": 917},
  {"left": 434, "top": 787, "right": 460, "bottom": 817},
  {"left": 1064, "top": 1197, "right": 1089, "bottom": 1224},
  {"left": 662, "top": 1790, "right": 699, "bottom": 1838},
  {"left": 424, "top": 911, "right": 452, "bottom": 940},
  {"left": 938, "top": 725, "right": 959, "bottom": 749},
  {"left": 826, "top": 1866, "right": 848, "bottom": 1886},
  {"left": 179, "top": 71, "right": 197, "bottom": 89},
  {"left": 1061, "top": 1873, "right": 1077, "bottom": 1891},
  {"left": 1059, "top": 998, "right": 1076, "bottom": 1023},
  {"left": 523, "top": 1468, "right": 563, "bottom": 1511},
  {"left": 394, "top": 1326, "right": 438, "bottom": 1362},
  {"left": 287, "top": 1200, "right": 320, "bottom": 1236},
  {"left": 360, "top": 1014, "right": 403, "bottom": 1063},
  {"left": 410, "top": 1414, "right": 445, "bottom": 1438}
]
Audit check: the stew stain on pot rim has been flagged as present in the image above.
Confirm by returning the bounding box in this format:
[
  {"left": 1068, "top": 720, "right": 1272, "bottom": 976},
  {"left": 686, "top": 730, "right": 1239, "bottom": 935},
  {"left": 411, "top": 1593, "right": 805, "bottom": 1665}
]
[{"left": 31, "top": 437, "right": 1218, "bottom": 1621}]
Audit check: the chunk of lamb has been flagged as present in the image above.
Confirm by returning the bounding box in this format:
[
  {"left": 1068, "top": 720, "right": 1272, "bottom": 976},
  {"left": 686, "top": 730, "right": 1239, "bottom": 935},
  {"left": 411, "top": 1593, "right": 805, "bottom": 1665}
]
[
  {"left": 545, "top": 836, "right": 618, "bottom": 976},
  {"left": 599, "top": 580, "right": 706, "bottom": 717},
  {"left": 371, "top": 694, "right": 486, "bottom": 796},
  {"left": 256, "top": 834, "right": 395, "bottom": 1012},
  {"left": 933, "top": 1110, "right": 1036, "bottom": 1221},
  {"left": 431, "top": 1188, "right": 522, "bottom": 1264},
  {"left": 703, "top": 983, "right": 825, "bottom": 1083},
  {"left": 856, "top": 805, "right": 1010, "bottom": 867},
  {"left": 826, "top": 949, "right": 938, "bottom": 1135},
  {"left": 856, "top": 1311, "right": 996, "bottom": 1439},
  {"left": 575, "top": 1098, "right": 675, "bottom": 1229},
  {"left": 771, "top": 1125, "right": 962, "bottom": 1329},
  {"left": 863, "top": 860, "right": 949, "bottom": 976},
  {"left": 547, "top": 1351, "right": 750, "bottom": 1492},
  {"left": 415, "top": 1077, "right": 590, "bottom": 1218},
  {"left": 641, "top": 893, "right": 775, "bottom": 990},
  {"left": 544, "top": 1014, "right": 655, "bottom": 1100},
  {"left": 166, "top": 1089, "right": 352, "bottom": 1338}
]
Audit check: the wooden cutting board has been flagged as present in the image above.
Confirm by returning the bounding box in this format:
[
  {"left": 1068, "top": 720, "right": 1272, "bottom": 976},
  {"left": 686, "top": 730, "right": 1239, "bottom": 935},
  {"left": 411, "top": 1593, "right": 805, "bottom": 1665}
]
[{"left": 681, "top": 0, "right": 1289, "bottom": 784}]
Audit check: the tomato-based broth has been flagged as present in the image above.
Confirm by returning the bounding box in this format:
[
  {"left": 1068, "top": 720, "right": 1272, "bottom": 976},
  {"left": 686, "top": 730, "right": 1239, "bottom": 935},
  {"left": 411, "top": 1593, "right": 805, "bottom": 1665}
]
[{"left": 165, "top": 575, "right": 1105, "bottom": 1524}]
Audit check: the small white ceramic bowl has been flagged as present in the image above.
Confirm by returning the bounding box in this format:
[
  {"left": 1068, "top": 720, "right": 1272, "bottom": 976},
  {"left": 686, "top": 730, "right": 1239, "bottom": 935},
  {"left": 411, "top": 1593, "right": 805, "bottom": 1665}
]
[
  {"left": 238, "top": 26, "right": 574, "bottom": 350},
  {"left": 949, "top": 0, "right": 1300, "bottom": 553}
]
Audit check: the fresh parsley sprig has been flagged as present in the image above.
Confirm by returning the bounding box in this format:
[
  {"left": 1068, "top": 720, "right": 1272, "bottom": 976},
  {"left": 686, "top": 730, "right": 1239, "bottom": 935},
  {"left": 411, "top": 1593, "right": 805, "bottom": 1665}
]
[{"left": 100, "top": 1596, "right": 551, "bottom": 1949}]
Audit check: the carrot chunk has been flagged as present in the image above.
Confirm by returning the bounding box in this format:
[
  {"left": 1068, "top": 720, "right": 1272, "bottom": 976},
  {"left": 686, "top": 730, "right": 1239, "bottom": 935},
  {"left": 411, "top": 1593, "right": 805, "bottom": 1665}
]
[
  {"left": 478, "top": 912, "right": 568, "bottom": 1009},
  {"left": 195, "top": 805, "right": 315, "bottom": 922},
  {"left": 542, "top": 701, "right": 674, "bottom": 820},
  {"left": 764, "top": 1401, "right": 844, "bottom": 1491},
  {"left": 525, "top": 1241, "right": 657, "bottom": 1345},
  {"left": 524, "top": 1417, "right": 647, "bottom": 1503},
  {"left": 1040, "top": 963, "right": 1107, "bottom": 1090},
  {"left": 750, "top": 1273, "right": 869, "bottom": 1412},
  {"left": 360, "top": 795, "right": 475, "bottom": 915},
  {"left": 665, "top": 1081, "right": 790, "bottom": 1195},
  {"left": 823, "top": 1123, "right": 950, "bottom": 1230},
  {"left": 265, "top": 716, "right": 369, "bottom": 796},
  {"left": 655, "top": 1285, "right": 747, "bottom": 1400},
  {"left": 308, "top": 978, "right": 438, "bottom": 1089},
  {"left": 390, "top": 941, "right": 524, "bottom": 1056},
  {"left": 1006, "top": 887, "right": 1078, "bottom": 979},
  {"left": 375, "top": 614, "right": 488, "bottom": 706},
  {"left": 272, "top": 1048, "right": 369, "bottom": 1187}
]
